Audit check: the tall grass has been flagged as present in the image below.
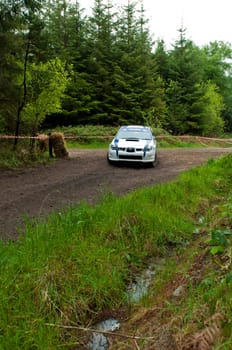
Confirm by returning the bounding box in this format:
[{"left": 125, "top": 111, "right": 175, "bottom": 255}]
[
  {"left": 0, "top": 154, "right": 231, "bottom": 348},
  {"left": 0, "top": 139, "right": 52, "bottom": 168}
]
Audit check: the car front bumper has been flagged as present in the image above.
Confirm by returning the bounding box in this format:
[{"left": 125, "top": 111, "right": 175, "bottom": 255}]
[{"left": 108, "top": 148, "right": 156, "bottom": 163}]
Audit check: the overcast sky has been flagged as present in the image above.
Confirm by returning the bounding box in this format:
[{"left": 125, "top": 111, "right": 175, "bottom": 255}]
[{"left": 78, "top": 0, "right": 232, "bottom": 47}]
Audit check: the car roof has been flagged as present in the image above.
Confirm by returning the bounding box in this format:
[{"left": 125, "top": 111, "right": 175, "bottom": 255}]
[{"left": 119, "top": 125, "right": 151, "bottom": 131}]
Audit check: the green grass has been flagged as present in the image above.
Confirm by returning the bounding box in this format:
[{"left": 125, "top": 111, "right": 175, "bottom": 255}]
[
  {"left": 0, "top": 153, "right": 231, "bottom": 348},
  {"left": 0, "top": 139, "right": 53, "bottom": 169},
  {"left": 66, "top": 139, "right": 109, "bottom": 149}
]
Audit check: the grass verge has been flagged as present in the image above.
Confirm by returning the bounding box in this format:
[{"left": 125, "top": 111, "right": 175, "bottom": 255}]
[{"left": 0, "top": 154, "right": 231, "bottom": 349}]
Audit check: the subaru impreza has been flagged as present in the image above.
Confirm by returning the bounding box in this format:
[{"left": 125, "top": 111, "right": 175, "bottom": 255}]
[{"left": 107, "top": 125, "right": 157, "bottom": 166}]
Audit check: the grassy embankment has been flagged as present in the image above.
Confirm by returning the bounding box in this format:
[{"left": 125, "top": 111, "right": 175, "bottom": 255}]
[{"left": 0, "top": 138, "right": 231, "bottom": 348}]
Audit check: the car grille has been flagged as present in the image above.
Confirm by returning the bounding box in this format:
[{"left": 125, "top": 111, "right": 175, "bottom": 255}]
[
  {"left": 118, "top": 148, "right": 143, "bottom": 152},
  {"left": 119, "top": 155, "right": 143, "bottom": 160}
]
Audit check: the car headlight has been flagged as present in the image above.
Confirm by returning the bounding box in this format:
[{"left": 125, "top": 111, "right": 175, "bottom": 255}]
[
  {"left": 110, "top": 138, "right": 119, "bottom": 150},
  {"left": 110, "top": 144, "right": 118, "bottom": 150},
  {"left": 144, "top": 144, "right": 153, "bottom": 151}
]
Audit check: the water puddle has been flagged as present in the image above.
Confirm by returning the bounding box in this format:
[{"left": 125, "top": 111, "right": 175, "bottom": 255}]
[
  {"left": 87, "top": 265, "right": 155, "bottom": 350},
  {"left": 127, "top": 265, "right": 156, "bottom": 302},
  {"left": 87, "top": 318, "right": 120, "bottom": 350}
]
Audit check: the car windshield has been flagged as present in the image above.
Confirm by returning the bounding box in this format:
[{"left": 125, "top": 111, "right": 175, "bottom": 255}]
[{"left": 117, "top": 129, "right": 152, "bottom": 140}]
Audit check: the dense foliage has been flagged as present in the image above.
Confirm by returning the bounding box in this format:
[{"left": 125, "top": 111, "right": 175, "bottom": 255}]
[{"left": 1, "top": 0, "right": 232, "bottom": 137}]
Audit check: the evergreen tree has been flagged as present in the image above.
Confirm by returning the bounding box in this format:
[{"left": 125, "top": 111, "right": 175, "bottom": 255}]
[
  {"left": 48, "top": 1, "right": 96, "bottom": 125},
  {"left": 44, "top": 0, "right": 78, "bottom": 62},
  {"left": 111, "top": 0, "right": 166, "bottom": 126},
  {"left": 83, "top": 0, "right": 117, "bottom": 123},
  {"left": 153, "top": 39, "right": 170, "bottom": 82},
  {"left": 165, "top": 27, "right": 224, "bottom": 135},
  {"left": 55, "top": 0, "right": 118, "bottom": 125}
]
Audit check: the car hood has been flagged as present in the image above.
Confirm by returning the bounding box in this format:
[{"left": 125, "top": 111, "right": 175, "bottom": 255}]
[{"left": 114, "top": 138, "right": 152, "bottom": 148}]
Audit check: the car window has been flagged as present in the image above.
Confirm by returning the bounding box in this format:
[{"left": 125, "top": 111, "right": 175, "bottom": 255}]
[{"left": 117, "top": 129, "right": 152, "bottom": 140}]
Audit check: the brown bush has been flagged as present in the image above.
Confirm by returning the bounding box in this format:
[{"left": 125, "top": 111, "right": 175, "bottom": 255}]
[
  {"left": 37, "top": 134, "right": 49, "bottom": 153},
  {"left": 49, "top": 132, "right": 69, "bottom": 158}
]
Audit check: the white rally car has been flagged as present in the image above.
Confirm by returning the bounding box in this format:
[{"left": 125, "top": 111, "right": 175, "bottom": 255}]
[{"left": 107, "top": 125, "right": 157, "bottom": 166}]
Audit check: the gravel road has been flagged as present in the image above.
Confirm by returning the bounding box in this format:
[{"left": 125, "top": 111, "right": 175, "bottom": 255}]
[{"left": 0, "top": 147, "right": 231, "bottom": 241}]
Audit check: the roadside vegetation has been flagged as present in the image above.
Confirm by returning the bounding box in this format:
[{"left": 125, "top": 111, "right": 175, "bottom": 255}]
[
  {"left": 1, "top": 125, "right": 232, "bottom": 169},
  {"left": 49, "top": 125, "right": 232, "bottom": 149},
  {"left": 0, "top": 152, "right": 231, "bottom": 349},
  {"left": 0, "top": 139, "right": 53, "bottom": 168}
]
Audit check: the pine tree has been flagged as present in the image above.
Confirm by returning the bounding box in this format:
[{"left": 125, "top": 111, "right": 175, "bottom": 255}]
[
  {"left": 110, "top": 0, "right": 166, "bottom": 126},
  {"left": 166, "top": 27, "right": 208, "bottom": 134},
  {"left": 82, "top": 0, "right": 117, "bottom": 124}
]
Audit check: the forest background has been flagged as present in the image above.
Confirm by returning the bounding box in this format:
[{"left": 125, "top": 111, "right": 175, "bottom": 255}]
[{"left": 1, "top": 0, "right": 232, "bottom": 140}]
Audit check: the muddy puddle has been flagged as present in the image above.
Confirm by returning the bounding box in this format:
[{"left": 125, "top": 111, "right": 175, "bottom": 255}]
[{"left": 87, "top": 265, "right": 156, "bottom": 350}]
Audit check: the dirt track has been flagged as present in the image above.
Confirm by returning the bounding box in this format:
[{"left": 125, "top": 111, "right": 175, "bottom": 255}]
[{"left": 0, "top": 147, "right": 231, "bottom": 241}]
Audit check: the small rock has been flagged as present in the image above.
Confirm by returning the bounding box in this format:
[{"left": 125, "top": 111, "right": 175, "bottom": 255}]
[{"left": 173, "top": 285, "right": 186, "bottom": 297}]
